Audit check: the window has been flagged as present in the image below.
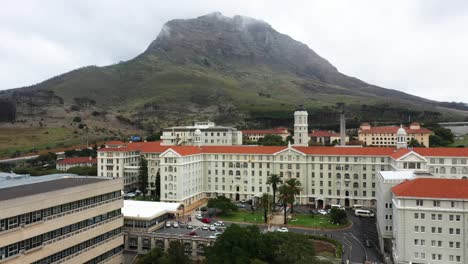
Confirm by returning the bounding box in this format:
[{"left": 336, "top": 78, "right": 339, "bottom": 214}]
[
  {"left": 416, "top": 200, "right": 424, "bottom": 206},
  {"left": 433, "top": 200, "right": 440, "bottom": 207}
]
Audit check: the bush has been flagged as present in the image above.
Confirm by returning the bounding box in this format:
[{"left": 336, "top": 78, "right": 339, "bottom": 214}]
[{"left": 73, "top": 116, "right": 82, "bottom": 123}]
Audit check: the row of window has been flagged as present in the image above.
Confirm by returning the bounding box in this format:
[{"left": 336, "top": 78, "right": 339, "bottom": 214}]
[
  {"left": 414, "top": 212, "right": 462, "bottom": 221},
  {"left": 414, "top": 239, "right": 462, "bottom": 249},
  {"left": 83, "top": 245, "right": 123, "bottom": 264},
  {"left": 0, "top": 191, "right": 120, "bottom": 232},
  {"left": 31, "top": 228, "right": 122, "bottom": 264},
  {"left": 0, "top": 210, "right": 121, "bottom": 260}
]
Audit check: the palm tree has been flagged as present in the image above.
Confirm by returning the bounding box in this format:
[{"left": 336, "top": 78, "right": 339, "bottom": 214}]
[
  {"left": 258, "top": 193, "right": 272, "bottom": 224},
  {"left": 284, "top": 179, "right": 302, "bottom": 215},
  {"left": 278, "top": 185, "right": 293, "bottom": 225},
  {"left": 267, "top": 174, "right": 282, "bottom": 211}
]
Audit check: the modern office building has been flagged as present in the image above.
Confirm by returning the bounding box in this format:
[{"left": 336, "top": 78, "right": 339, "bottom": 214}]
[
  {"left": 391, "top": 178, "right": 468, "bottom": 264},
  {"left": 0, "top": 174, "right": 124, "bottom": 264}
]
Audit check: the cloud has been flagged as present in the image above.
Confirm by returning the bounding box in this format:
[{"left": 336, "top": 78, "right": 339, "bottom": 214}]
[{"left": 0, "top": 0, "right": 467, "bottom": 102}]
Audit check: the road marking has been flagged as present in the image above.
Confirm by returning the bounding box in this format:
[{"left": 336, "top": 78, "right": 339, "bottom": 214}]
[{"left": 349, "top": 232, "right": 368, "bottom": 261}]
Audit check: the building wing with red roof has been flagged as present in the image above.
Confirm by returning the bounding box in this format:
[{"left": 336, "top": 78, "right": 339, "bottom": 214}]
[
  {"left": 392, "top": 178, "right": 468, "bottom": 200},
  {"left": 56, "top": 157, "right": 97, "bottom": 171}
]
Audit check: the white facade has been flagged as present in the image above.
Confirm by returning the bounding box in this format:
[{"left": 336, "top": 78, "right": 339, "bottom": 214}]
[
  {"left": 160, "top": 121, "right": 242, "bottom": 146},
  {"left": 293, "top": 108, "right": 309, "bottom": 146},
  {"left": 391, "top": 180, "right": 468, "bottom": 264}
]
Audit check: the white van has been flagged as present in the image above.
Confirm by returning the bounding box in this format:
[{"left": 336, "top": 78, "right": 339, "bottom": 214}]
[
  {"left": 355, "top": 209, "right": 374, "bottom": 217},
  {"left": 331, "top": 204, "right": 345, "bottom": 210}
]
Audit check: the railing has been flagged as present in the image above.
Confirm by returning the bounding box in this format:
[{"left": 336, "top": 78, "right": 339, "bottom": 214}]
[
  {"left": 43, "top": 215, "right": 123, "bottom": 247},
  {"left": 53, "top": 234, "right": 123, "bottom": 264},
  {"left": 44, "top": 196, "right": 122, "bottom": 222}
]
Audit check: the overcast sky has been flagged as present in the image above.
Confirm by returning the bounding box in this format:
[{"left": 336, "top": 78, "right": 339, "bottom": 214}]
[{"left": 1, "top": 0, "right": 467, "bottom": 102}]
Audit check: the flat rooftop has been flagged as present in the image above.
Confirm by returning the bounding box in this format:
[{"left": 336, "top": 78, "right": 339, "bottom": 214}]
[
  {"left": 123, "top": 200, "right": 182, "bottom": 220},
  {"left": 379, "top": 170, "right": 417, "bottom": 180},
  {"left": 0, "top": 173, "right": 109, "bottom": 201}
]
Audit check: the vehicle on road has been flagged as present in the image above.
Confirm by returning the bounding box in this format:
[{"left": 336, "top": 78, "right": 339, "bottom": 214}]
[
  {"left": 209, "top": 232, "right": 223, "bottom": 239},
  {"left": 209, "top": 225, "right": 216, "bottom": 231},
  {"left": 214, "top": 221, "right": 224, "bottom": 226},
  {"left": 365, "top": 239, "right": 371, "bottom": 248},
  {"left": 202, "top": 218, "right": 211, "bottom": 223},
  {"left": 331, "top": 204, "right": 345, "bottom": 210},
  {"left": 165, "top": 221, "right": 171, "bottom": 228},
  {"left": 187, "top": 231, "right": 198, "bottom": 236},
  {"left": 201, "top": 224, "right": 209, "bottom": 230},
  {"left": 352, "top": 204, "right": 363, "bottom": 210},
  {"left": 277, "top": 227, "right": 289, "bottom": 232},
  {"left": 318, "top": 209, "right": 328, "bottom": 215},
  {"left": 237, "top": 203, "right": 246, "bottom": 208},
  {"left": 196, "top": 214, "right": 203, "bottom": 220},
  {"left": 172, "top": 222, "right": 179, "bottom": 228},
  {"left": 355, "top": 209, "right": 375, "bottom": 217},
  {"left": 186, "top": 224, "right": 193, "bottom": 229}
]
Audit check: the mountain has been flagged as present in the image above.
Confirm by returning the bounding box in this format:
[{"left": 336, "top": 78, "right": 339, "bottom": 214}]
[{"left": 0, "top": 12, "right": 466, "bottom": 147}]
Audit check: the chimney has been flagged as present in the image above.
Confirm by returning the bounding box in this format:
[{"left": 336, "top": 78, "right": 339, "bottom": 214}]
[{"left": 337, "top": 103, "right": 346, "bottom": 146}]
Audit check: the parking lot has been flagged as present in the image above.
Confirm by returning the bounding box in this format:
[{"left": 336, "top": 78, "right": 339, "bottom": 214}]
[{"left": 155, "top": 218, "right": 226, "bottom": 239}]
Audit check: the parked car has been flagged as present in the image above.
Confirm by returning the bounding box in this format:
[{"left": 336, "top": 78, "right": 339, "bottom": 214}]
[
  {"left": 201, "top": 224, "right": 209, "bottom": 230},
  {"left": 237, "top": 203, "right": 246, "bottom": 208},
  {"left": 186, "top": 224, "right": 193, "bottom": 229},
  {"left": 277, "top": 227, "right": 289, "bottom": 233},
  {"left": 165, "top": 222, "right": 171, "bottom": 228},
  {"left": 188, "top": 231, "right": 198, "bottom": 236},
  {"left": 318, "top": 209, "right": 328, "bottom": 215},
  {"left": 196, "top": 215, "right": 203, "bottom": 220},
  {"left": 214, "top": 221, "right": 224, "bottom": 226},
  {"left": 209, "top": 225, "right": 216, "bottom": 231},
  {"left": 202, "top": 218, "right": 211, "bottom": 223},
  {"left": 125, "top": 192, "right": 136, "bottom": 198},
  {"left": 172, "top": 222, "right": 179, "bottom": 228},
  {"left": 209, "top": 232, "right": 223, "bottom": 239},
  {"left": 200, "top": 207, "right": 207, "bottom": 211}
]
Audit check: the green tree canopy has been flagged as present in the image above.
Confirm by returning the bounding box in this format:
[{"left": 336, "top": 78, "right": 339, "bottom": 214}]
[
  {"left": 207, "top": 196, "right": 238, "bottom": 216},
  {"left": 206, "top": 224, "right": 323, "bottom": 264},
  {"left": 258, "top": 134, "right": 287, "bottom": 146},
  {"left": 329, "top": 208, "right": 347, "bottom": 225},
  {"left": 138, "top": 155, "right": 149, "bottom": 197}
]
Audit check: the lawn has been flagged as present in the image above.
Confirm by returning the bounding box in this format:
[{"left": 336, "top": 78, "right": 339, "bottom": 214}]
[
  {"left": 218, "top": 211, "right": 265, "bottom": 224},
  {"left": 450, "top": 134, "right": 468, "bottom": 147},
  {"left": 290, "top": 214, "right": 347, "bottom": 229}
]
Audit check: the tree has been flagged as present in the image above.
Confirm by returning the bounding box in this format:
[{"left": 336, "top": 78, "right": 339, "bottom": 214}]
[
  {"left": 206, "top": 224, "right": 320, "bottom": 264},
  {"left": 278, "top": 185, "right": 293, "bottom": 225},
  {"left": 167, "top": 241, "right": 189, "bottom": 264},
  {"left": 258, "top": 193, "right": 272, "bottom": 224},
  {"left": 284, "top": 178, "right": 302, "bottom": 215},
  {"left": 155, "top": 170, "right": 161, "bottom": 200},
  {"left": 408, "top": 139, "right": 422, "bottom": 147},
  {"left": 207, "top": 196, "right": 238, "bottom": 216},
  {"left": 329, "top": 208, "right": 347, "bottom": 225},
  {"left": 258, "top": 135, "right": 287, "bottom": 146},
  {"left": 267, "top": 174, "right": 282, "bottom": 211},
  {"left": 138, "top": 241, "right": 188, "bottom": 264},
  {"left": 72, "top": 116, "right": 82, "bottom": 122},
  {"left": 138, "top": 155, "right": 148, "bottom": 197},
  {"left": 146, "top": 132, "right": 162, "bottom": 141}
]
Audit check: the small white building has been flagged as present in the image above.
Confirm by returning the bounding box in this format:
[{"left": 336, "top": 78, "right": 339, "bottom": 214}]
[
  {"left": 391, "top": 178, "right": 468, "bottom": 264},
  {"left": 56, "top": 156, "right": 96, "bottom": 171},
  {"left": 160, "top": 121, "right": 242, "bottom": 146},
  {"left": 122, "top": 200, "right": 183, "bottom": 232}
]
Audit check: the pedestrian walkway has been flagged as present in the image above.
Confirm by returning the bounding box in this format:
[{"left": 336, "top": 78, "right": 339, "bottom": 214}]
[{"left": 270, "top": 213, "right": 286, "bottom": 225}]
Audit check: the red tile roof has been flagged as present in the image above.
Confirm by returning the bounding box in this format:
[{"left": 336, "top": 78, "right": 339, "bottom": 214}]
[
  {"left": 293, "top": 146, "right": 396, "bottom": 156},
  {"left": 309, "top": 131, "right": 341, "bottom": 137},
  {"left": 105, "top": 140, "right": 126, "bottom": 145},
  {"left": 97, "top": 141, "right": 468, "bottom": 158},
  {"left": 57, "top": 157, "right": 97, "bottom": 165},
  {"left": 359, "top": 126, "right": 432, "bottom": 134},
  {"left": 413, "top": 147, "right": 468, "bottom": 157},
  {"left": 390, "top": 148, "right": 412, "bottom": 159},
  {"left": 392, "top": 178, "right": 468, "bottom": 199},
  {"left": 242, "top": 128, "right": 289, "bottom": 135}
]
